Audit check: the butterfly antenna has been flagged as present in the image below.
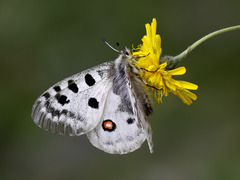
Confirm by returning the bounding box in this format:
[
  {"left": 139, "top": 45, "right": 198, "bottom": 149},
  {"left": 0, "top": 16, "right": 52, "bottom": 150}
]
[{"left": 101, "top": 38, "right": 120, "bottom": 53}]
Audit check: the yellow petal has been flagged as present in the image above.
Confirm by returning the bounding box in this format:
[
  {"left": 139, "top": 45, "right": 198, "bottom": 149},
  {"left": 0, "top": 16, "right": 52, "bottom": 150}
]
[
  {"left": 151, "top": 18, "right": 157, "bottom": 37},
  {"left": 169, "top": 78, "right": 183, "bottom": 87},
  {"left": 165, "top": 80, "right": 176, "bottom": 91},
  {"left": 175, "top": 91, "right": 193, "bottom": 105},
  {"left": 151, "top": 18, "right": 157, "bottom": 47},
  {"left": 168, "top": 67, "right": 186, "bottom": 75},
  {"left": 178, "top": 81, "right": 198, "bottom": 90},
  {"left": 181, "top": 89, "right": 198, "bottom": 100},
  {"left": 160, "top": 62, "right": 167, "bottom": 69},
  {"left": 155, "top": 35, "right": 162, "bottom": 59},
  {"left": 145, "top": 24, "right": 152, "bottom": 45},
  {"left": 147, "top": 65, "right": 158, "bottom": 71}
]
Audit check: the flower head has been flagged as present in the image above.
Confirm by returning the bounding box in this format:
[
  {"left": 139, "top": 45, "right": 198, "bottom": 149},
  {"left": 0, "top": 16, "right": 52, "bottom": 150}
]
[{"left": 131, "top": 18, "right": 198, "bottom": 105}]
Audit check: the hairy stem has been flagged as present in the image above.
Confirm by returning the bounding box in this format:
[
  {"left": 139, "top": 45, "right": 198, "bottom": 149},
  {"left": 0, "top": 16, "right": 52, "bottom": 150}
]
[{"left": 173, "top": 25, "right": 240, "bottom": 63}]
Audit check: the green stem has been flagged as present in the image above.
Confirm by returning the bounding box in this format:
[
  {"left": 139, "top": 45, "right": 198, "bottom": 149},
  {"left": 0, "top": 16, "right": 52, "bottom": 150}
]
[{"left": 173, "top": 25, "right": 240, "bottom": 63}]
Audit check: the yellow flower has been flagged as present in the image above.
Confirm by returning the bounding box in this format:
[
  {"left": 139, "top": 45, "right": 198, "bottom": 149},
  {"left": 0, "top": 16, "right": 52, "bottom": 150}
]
[{"left": 132, "top": 18, "right": 198, "bottom": 105}]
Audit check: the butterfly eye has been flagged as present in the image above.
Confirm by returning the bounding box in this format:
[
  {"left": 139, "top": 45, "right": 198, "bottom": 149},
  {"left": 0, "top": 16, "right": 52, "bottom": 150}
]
[{"left": 102, "top": 120, "right": 116, "bottom": 132}]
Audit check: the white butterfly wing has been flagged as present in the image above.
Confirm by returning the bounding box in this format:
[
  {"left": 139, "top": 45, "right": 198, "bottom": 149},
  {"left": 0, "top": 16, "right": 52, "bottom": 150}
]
[
  {"left": 32, "top": 53, "right": 153, "bottom": 154},
  {"left": 87, "top": 88, "right": 146, "bottom": 154},
  {"left": 31, "top": 62, "right": 113, "bottom": 136}
]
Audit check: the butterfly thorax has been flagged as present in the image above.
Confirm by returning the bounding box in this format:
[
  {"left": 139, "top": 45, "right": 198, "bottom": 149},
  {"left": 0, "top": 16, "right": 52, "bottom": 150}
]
[{"left": 111, "top": 52, "right": 153, "bottom": 117}]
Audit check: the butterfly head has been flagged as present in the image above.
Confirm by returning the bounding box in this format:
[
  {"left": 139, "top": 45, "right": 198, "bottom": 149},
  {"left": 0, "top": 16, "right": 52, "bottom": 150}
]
[{"left": 120, "top": 48, "right": 130, "bottom": 57}]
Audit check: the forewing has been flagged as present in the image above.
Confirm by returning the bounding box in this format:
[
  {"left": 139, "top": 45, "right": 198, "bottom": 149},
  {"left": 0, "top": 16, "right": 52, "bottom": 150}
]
[{"left": 31, "top": 62, "right": 113, "bottom": 136}]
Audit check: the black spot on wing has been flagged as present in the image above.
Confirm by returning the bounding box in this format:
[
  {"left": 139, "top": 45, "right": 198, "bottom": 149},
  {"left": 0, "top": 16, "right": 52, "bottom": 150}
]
[
  {"left": 127, "top": 118, "right": 135, "bottom": 124},
  {"left": 88, "top": 98, "right": 99, "bottom": 109},
  {"left": 68, "top": 80, "right": 78, "bottom": 93},
  {"left": 55, "top": 93, "right": 70, "bottom": 106},
  {"left": 53, "top": 86, "right": 61, "bottom": 92},
  {"left": 42, "top": 92, "right": 50, "bottom": 99},
  {"left": 85, "top": 74, "right": 95, "bottom": 86},
  {"left": 58, "top": 95, "right": 70, "bottom": 105}
]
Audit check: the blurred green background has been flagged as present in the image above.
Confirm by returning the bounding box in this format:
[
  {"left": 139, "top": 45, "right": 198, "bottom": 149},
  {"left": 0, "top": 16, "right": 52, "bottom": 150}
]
[{"left": 1, "top": 0, "right": 240, "bottom": 179}]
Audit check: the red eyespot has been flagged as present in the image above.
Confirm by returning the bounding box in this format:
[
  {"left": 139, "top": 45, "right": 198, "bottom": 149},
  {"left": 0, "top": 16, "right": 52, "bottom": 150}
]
[
  {"left": 102, "top": 120, "right": 116, "bottom": 132},
  {"left": 104, "top": 121, "right": 113, "bottom": 129}
]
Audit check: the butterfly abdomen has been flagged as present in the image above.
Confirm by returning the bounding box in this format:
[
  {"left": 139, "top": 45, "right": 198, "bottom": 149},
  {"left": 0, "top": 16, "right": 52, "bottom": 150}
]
[
  {"left": 127, "top": 65, "right": 153, "bottom": 116},
  {"left": 112, "top": 54, "right": 153, "bottom": 117}
]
